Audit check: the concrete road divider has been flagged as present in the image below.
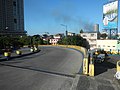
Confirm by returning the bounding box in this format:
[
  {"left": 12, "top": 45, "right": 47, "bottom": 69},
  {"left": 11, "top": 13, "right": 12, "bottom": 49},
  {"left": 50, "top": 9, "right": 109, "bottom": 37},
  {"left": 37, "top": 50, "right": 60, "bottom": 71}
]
[
  {"left": 117, "top": 60, "right": 120, "bottom": 72},
  {"left": 39, "top": 45, "right": 87, "bottom": 56},
  {"left": 89, "top": 63, "right": 94, "bottom": 76},
  {"left": 114, "top": 60, "right": 120, "bottom": 80},
  {"left": 83, "top": 57, "right": 89, "bottom": 75}
]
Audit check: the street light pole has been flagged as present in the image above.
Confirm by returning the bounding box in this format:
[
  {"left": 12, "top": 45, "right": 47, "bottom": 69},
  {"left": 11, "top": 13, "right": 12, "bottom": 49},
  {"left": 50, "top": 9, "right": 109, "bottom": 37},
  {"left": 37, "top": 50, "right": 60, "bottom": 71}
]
[
  {"left": 60, "top": 24, "right": 68, "bottom": 36},
  {"left": 60, "top": 24, "right": 68, "bottom": 46}
]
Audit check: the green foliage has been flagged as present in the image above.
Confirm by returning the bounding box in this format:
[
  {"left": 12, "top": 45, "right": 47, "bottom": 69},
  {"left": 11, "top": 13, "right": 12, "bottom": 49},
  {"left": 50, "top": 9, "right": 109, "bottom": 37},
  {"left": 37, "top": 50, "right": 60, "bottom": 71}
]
[
  {"left": 58, "top": 35, "right": 90, "bottom": 49},
  {"left": 32, "top": 35, "right": 44, "bottom": 45},
  {"left": 0, "top": 36, "right": 22, "bottom": 49},
  {"left": 0, "top": 34, "right": 47, "bottom": 49},
  {"left": 18, "top": 36, "right": 30, "bottom": 45},
  {"left": 80, "top": 29, "right": 84, "bottom": 33}
]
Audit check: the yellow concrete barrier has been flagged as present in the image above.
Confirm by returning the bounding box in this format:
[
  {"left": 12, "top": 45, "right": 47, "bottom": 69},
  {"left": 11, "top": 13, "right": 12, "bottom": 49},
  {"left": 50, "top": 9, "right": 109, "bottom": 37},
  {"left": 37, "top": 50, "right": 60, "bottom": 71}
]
[
  {"left": 117, "top": 60, "right": 120, "bottom": 72},
  {"left": 16, "top": 50, "right": 22, "bottom": 55},
  {"left": 83, "top": 57, "right": 89, "bottom": 75},
  {"left": 89, "top": 64, "right": 94, "bottom": 76},
  {"left": 39, "top": 45, "right": 87, "bottom": 56}
]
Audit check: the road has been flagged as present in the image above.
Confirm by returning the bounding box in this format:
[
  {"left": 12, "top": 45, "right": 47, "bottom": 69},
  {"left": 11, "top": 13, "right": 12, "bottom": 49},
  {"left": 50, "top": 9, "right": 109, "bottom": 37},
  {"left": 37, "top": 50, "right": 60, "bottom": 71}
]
[{"left": 0, "top": 46, "right": 83, "bottom": 90}]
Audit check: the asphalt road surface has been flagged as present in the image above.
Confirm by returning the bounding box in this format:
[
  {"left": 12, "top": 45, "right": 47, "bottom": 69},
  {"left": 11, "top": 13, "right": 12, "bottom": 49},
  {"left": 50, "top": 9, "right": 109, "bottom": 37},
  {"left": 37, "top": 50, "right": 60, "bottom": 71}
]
[{"left": 0, "top": 46, "right": 83, "bottom": 90}]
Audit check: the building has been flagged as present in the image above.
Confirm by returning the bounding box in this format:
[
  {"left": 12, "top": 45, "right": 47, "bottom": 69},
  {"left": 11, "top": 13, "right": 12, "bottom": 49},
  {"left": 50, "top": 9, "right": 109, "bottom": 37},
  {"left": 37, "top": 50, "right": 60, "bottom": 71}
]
[
  {"left": 97, "top": 40, "right": 120, "bottom": 53},
  {"left": 67, "top": 32, "right": 75, "bottom": 36},
  {"left": 80, "top": 32, "right": 98, "bottom": 50},
  {"left": 50, "top": 34, "right": 64, "bottom": 45},
  {"left": 50, "top": 38, "right": 59, "bottom": 45},
  {"left": 0, "top": 0, "right": 26, "bottom": 35}
]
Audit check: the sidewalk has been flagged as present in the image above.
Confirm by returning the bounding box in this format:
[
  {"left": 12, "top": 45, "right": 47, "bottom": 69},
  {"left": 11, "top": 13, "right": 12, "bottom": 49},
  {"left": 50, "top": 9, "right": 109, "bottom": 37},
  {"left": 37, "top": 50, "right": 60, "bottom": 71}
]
[
  {"left": 0, "top": 47, "right": 40, "bottom": 60},
  {"left": 76, "top": 55, "right": 120, "bottom": 90}
]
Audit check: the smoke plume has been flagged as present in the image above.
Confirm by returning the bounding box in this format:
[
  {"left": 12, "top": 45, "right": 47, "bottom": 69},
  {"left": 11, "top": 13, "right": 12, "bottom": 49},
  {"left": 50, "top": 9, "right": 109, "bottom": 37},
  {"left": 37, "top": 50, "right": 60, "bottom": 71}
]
[{"left": 51, "top": 0, "right": 94, "bottom": 32}]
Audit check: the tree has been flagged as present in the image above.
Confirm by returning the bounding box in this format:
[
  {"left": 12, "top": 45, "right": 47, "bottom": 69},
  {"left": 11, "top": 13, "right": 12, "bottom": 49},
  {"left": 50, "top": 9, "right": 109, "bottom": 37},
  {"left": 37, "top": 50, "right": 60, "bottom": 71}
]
[
  {"left": 18, "top": 36, "right": 30, "bottom": 46},
  {"left": 57, "top": 35, "right": 89, "bottom": 49},
  {"left": 80, "top": 29, "right": 84, "bottom": 33}
]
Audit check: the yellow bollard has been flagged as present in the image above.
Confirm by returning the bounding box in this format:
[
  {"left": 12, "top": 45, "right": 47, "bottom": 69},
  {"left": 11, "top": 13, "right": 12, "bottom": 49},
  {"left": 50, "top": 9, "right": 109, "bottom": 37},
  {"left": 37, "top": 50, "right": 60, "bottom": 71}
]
[
  {"left": 117, "top": 60, "right": 120, "bottom": 72},
  {"left": 89, "top": 63, "right": 94, "bottom": 76},
  {"left": 4, "top": 52, "right": 11, "bottom": 57},
  {"left": 83, "top": 57, "right": 88, "bottom": 75},
  {"left": 95, "top": 51, "right": 98, "bottom": 55},
  {"left": 34, "top": 47, "right": 38, "bottom": 51},
  {"left": 30, "top": 48, "right": 34, "bottom": 52},
  {"left": 16, "top": 50, "right": 22, "bottom": 55},
  {"left": 4, "top": 52, "right": 11, "bottom": 60}
]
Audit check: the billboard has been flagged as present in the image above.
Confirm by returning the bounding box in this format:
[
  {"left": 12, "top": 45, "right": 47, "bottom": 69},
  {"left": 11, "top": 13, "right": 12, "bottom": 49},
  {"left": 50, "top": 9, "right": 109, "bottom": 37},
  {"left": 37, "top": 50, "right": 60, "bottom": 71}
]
[{"left": 103, "top": 0, "right": 118, "bottom": 29}]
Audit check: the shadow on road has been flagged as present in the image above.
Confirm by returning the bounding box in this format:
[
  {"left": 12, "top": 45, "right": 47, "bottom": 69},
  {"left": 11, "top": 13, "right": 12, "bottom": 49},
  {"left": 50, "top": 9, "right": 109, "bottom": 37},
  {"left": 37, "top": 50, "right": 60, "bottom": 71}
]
[
  {"left": 0, "top": 62, "right": 75, "bottom": 78},
  {"left": 95, "top": 57, "right": 116, "bottom": 76}
]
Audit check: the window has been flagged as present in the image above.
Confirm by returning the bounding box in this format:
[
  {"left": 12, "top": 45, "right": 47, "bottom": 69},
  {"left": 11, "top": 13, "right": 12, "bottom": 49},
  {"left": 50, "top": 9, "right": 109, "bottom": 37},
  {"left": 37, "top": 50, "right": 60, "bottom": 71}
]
[
  {"left": 14, "top": 19, "right": 17, "bottom": 23},
  {"left": 113, "top": 46, "right": 115, "bottom": 47},
  {"left": 98, "top": 45, "right": 100, "bottom": 47},
  {"left": 103, "top": 45, "right": 105, "bottom": 47},
  {"left": 83, "top": 35, "right": 87, "bottom": 37},
  {"left": 91, "top": 34, "right": 94, "bottom": 36},
  {"left": 108, "top": 46, "right": 110, "bottom": 47},
  {"left": 13, "top": 1, "right": 16, "bottom": 6}
]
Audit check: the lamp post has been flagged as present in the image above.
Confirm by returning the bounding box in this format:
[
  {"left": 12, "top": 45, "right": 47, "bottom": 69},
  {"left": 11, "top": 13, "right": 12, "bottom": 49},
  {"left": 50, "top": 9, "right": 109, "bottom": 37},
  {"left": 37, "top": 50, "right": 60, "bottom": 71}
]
[
  {"left": 60, "top": 24, "right": 68, "bottom": 36},
  {"left": 44, "top": 32, "right": 49, "bottom": 45},
  {"left": 60, "top": 24, "right": 68, "bottom": 46}
]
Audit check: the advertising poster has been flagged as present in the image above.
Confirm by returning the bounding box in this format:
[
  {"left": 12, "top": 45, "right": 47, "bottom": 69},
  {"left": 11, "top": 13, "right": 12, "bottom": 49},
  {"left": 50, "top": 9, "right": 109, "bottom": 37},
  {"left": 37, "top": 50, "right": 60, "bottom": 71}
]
[{"left": 103, "top": 0, "right": 118, "bottom": 29}]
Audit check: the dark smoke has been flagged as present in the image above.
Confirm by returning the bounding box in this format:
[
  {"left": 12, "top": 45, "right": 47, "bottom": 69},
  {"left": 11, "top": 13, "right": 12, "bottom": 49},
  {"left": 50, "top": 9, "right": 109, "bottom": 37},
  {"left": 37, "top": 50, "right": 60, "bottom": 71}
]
[
  {"left": 51, "top": 0, "right": 94, "bottom": 33},
  {"left": 52, "top": 11, "right": 70, "bottom": 23},
  {"left": 52, "top": 10, "right": 94, "bottom": 32},
  {"left": 83, "top": 21, "right": 94, "bottom": 32}
]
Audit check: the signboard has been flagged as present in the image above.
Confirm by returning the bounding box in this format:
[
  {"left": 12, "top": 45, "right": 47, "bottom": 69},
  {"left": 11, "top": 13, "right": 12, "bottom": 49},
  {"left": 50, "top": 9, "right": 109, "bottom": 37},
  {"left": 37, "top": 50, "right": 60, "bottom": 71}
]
[{"left": 103, "top": 0, "right": 118, "bottom": 29}]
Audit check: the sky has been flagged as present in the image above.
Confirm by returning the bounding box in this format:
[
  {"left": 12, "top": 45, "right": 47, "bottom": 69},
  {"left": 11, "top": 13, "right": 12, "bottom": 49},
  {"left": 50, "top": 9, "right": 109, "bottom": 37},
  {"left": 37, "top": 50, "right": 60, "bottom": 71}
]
[{"left": 24, "top": 0, "right": 120, "bottom": 35}]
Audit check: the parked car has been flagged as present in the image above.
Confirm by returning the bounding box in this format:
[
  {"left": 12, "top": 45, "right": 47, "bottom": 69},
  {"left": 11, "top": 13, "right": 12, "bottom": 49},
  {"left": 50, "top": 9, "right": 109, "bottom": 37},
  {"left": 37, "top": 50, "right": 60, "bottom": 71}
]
[{"left": 95, "top": 54, "right": 105, "bottom": 63}]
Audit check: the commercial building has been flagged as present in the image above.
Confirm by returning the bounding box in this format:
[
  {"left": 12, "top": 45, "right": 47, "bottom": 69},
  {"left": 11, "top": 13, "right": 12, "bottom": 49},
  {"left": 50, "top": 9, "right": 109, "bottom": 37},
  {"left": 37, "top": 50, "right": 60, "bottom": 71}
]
[
  {"left": 97, "top": 39, "right": 120, "bottom": 53},
  {"left": 50, "top": 34, "right": 64, "bottom": 45},
  {"left": 67, "top": 32, "right": 75, "bottom": 36},
  {"left": 80, "top": 32, "right": 98, "bottom": 50},
  {"left": 0, "top": 0, "right": 26, "bottom": 35},
  {"left": 80, "top": 24, "right": 100, "bottom": 50}
]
